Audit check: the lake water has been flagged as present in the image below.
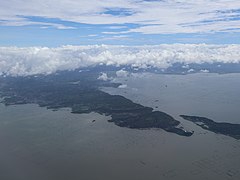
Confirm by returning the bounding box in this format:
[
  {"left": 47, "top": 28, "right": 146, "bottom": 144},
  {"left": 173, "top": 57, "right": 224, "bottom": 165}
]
[{"left": 0, "top": 73, "right": 240, "bottom": 180}]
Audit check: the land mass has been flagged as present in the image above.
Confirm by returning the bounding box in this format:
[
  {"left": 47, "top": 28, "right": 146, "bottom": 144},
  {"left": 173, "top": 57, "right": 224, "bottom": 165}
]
[
  {"left": 180, "top": 115, "right": 240, "bottom": 139},
  {"left": 0, "top": 69, "right": 193, "bottom": 137}
]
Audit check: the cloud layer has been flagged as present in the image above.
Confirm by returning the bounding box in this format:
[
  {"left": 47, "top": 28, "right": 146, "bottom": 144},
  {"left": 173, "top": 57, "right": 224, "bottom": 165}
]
[
  {"left": 1, "top": 0, "right": 240, "bottom": 34},
  {"left": 0, "top": 44, "right": 240, "bottom": 76}
]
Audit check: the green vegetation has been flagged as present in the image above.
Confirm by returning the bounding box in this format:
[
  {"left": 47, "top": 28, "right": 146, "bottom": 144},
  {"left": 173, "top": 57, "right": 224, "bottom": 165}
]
[
  {"left": 0, "top": 69, "right": 193, "bottom": 137},
  {"left": 180, "top": 115, "right": 240, "bottom": 139}
]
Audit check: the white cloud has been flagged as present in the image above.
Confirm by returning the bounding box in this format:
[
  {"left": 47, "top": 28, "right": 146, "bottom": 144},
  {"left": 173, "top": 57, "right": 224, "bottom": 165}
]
[
  {"left": 118, "top": 84, "right": 127, "bottom": 88},
  {"left": 101, "top": 31, "right": 129, "bottom": 35},
  {"left": 108, "top": 26, "right": 128, "bottom": 30},
  {"left": 0, "top": 44, "right": 240, "bottom": 76},
  {"left": 0, "top": 0, "right": 240, "bottom": 34},
  {"left": 98, "top": 72, "right": 110, "bottom": 81},
  {"left": 182, "top": 64, "right": 190, "bottom": 69},
  {"left": 187, "top": 68, "right": 195, "bottom": 73},
  {"left": 200, "top": 69, "right": 210, "bottom": 73},
  {"left": 116, "top": 69, "right": 129, "bottom": 77},
  {"left": 98, "top": 35, "right": 131, "bottom": 41},
  {"left": 87, "top": 34, "right": 98, "bottom": 37}
]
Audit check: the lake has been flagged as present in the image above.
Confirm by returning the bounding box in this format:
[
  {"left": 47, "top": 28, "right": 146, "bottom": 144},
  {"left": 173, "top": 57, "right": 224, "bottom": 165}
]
[{"left": 0, "top": 73, "right": 240, "bottom": 180}]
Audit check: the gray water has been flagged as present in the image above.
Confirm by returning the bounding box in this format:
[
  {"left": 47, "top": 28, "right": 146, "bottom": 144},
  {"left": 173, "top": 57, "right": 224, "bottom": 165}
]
[
  {"left": 0, "top": 73, "right": 240, "bottom": 180},
  {"left": 105, "top": 73, "right": 240, "bottom": 125}
]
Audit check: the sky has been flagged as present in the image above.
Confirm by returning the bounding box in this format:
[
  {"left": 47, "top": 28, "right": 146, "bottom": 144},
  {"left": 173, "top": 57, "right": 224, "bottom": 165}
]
[
  {"left": 1, "top": 1, "right": 240, "bottom": 76},
  {"left": 1, "top": 0, "right": 240, "bottom": 46}
]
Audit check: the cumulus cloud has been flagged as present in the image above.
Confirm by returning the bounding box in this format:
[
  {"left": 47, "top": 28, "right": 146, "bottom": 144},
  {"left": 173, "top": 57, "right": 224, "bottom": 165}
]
[
  {"left": 118, "top": 84, "right": 127, "bottom": 89},
  {"left": 98, "top": 72, "right": 110, "bottom": 81},
  {"left": 116, "top": 69, "right": 129, "bottom": 77},
  {"left": 200, "top": 69, "right": 210, "bottom": 73},
  {"left": 187, "top": 69, "right": 195, "bottom": 73},
  {"left": 0, "top": 44, "right": 240, "bottom": 76}
]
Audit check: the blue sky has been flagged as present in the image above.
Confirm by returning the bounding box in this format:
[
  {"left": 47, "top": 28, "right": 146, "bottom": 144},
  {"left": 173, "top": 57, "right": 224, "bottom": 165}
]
[{"left": 0, "top": 0, "right": 240, "bottom": 46}]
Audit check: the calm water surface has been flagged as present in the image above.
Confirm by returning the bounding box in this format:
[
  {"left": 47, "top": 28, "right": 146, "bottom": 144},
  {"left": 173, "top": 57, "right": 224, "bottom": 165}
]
[{"left": 0, "top": 73, "right": 240, "bottom": 180}]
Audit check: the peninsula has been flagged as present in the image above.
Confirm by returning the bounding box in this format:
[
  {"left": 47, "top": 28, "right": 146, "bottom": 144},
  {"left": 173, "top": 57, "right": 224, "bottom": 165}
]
[
  {"left": 180, "top": 115, "right": 240, "bottom": 139},
  {"left": 0, "top": 69, "right": 193, "bottom": 137}
]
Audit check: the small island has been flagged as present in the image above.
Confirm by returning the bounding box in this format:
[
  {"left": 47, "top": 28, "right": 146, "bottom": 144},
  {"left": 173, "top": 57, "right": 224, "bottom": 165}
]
[{"left": 180, "top": 115, "right": 240, "bottom": 139}]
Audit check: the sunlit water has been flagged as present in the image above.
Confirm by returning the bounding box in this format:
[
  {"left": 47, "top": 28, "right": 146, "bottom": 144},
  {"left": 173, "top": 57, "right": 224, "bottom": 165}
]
[{"left": 0, "top": 73, "right": 240, "bottom": 180}]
